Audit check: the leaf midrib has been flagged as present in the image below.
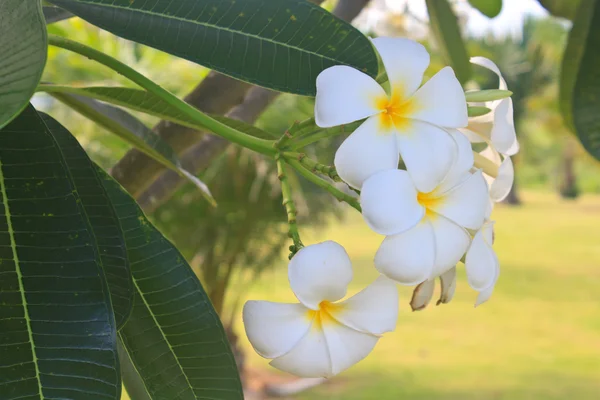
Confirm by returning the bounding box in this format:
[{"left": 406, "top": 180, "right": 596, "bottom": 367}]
[
  {"left": 59, "top": 0, "right": 352, "bottom": 66},
  {"left": 0, "top": 159, "right": 44, "bottom": 399}
]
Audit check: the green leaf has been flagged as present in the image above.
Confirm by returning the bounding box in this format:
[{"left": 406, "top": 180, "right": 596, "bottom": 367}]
[
  {"left": 38, "top": 84, "right": 276, "bottom": 139},
  {"left": 467, "top": 0, "right": 502, "bottom": 18},
  {"left": 49, "top": 91, "right": 217, "bottom": 205},
  {"left": 46, "top": 0, "right": 378, "bottom": 96},
  {"left": 467, "top": 106, "right": 492, "bottom": 117},
  {"left": 537, "top": 0, "right": 581, "bottom": 20},
  {"left": 0, "top": 105, "right": 120, "bottom": 399},
  {"left": 97, "top": 167, "right": 244, "bottom": 400},
  {"left": 425, "top": 0, "right": 472, "bottom": 84},
  {"left": 39, "top": 112, "right": 133, "bottom": 329},
  {"left": 559, "top": 0, "right": 600, "bottom": 159},
  {"left": 43, "top": 5, "right": 74, "bottom": 23},
  {"left": 0, "top": 0, "right": 48, "bottom": 128}
]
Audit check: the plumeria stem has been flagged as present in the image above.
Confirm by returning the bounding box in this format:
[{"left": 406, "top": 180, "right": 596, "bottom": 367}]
[
  {"left": 285, "top": 158, "right": 362, "bottom": 212},
  {"left": 473, "top": 151, "right": 499, "bottom": 178},
  {"left": 284, "top": 152, "right": 341, "bottom": 182},
  {"left": 47, "top": 34, "right": 276, "bottom": 157},
  {"left": 290, "top": 120, "right": 363, "bottom": 150},
  {"left": 276, "top": 155, "right": 304, "bottom": 258},
  {"left": 274, "top": 117, "right": 316, "bottom": 149}
]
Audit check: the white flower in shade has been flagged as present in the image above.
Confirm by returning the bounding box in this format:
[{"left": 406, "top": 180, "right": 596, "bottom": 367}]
[
  {"left": 315, "top": 37, "right": 468, "bottom": 192},
  {"left": 462, "top": 57, "right": 519, "bottom": 156},
  {"left": 465, "top": 221, "right": 499, "bottom": 306},
  {"left": 360, "top": 131, "right": 489, "bottom": 285},
  {"left": 409, "top": 268, "right": 457, "bottom": 311},
  {"left": 479, "top": 146, "right": 514, "bottom": 204},
  {"left": 243, "top": 241, "right": 398, "bottom": 378}
]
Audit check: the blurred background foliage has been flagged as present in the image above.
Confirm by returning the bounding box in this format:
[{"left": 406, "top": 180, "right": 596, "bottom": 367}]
[{"left": 39, "top": 0, "right": 600, "bottom": 398}]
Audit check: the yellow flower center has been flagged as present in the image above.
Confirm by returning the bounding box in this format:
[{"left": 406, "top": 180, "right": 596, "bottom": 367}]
[
  {"left": 375, "top": 90, "right": 418, "bottom": 132},
  {"left": 306, "top": 300, "right": 343, "bottom": 328},
  {"left": 417, "top": 191, "right": 444, "bottom": 218}
]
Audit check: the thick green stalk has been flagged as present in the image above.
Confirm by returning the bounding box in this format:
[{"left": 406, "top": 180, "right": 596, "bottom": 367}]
[
  {"left": 285, "top": 158, "right": 361, "bottom": 212},
  {"left": 276, "top": 155, "right": 304, "bottom": 258},
  {"left": 47, "top": 34, "right": 276, "bottom": 156},
  {"left": 284, "top": 152, "right": 341, "bottom": 182}
]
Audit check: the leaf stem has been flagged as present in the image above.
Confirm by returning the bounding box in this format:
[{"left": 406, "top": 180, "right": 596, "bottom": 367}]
[
  {"left": 284, "top": 152, "right": 341, "bottom": 182},
  {"left": 276, "top": 155, "right": 304, "bottom": 258},
  {"left": 47, "top": 34, "right": 276, "bottom": 157},
  {"left": 290, "top": 120, "right": 363, "bottom": 149},
  {"left": 285, "top": 157, "right": 361, "bottom": 212}
]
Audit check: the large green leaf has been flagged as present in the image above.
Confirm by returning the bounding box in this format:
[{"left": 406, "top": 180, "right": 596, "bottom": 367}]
[
  {"left": 43, "top": 5, "right": 74, "bottom": 24},
  {"left": 0, "top": 0, "right": 47, "bottom": 128},
  {"left": 0, "top": 105, "right": 120, "bottom": 399},
  {"left": 559, "top": 0, "right": 600, "bottom": 159},
  {"left": 49, "top": 91, "right": 216, "bottom": 205},
  {"left": 38, "top": 84, "right": 276, "bottom": 139},
  {"left": 47, "top": 0, "right": 378, "bottom": 96},
  {"left": 40, "top": 112, "right": 133, "bottom": 329},
  {"left": 537, "top": 0, "right": 581, "bottom": 20},
  {"left": 425, "top": 0, "right": 472, "bottom": 84},
  {"left": 97, "top": 167, "right": 244, "bottom": 399},
  {"left": 467, "top": 0, "right": 502, "bottom": 18}
]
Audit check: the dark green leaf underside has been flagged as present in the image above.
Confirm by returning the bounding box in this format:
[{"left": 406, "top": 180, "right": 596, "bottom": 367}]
[
  {"left": 0, "top": 0, "right": 47, "bottom": 128},
  {"left": 537, "top": 0, "right": 582, "bottom": 20},
  {"left": 40, "top": 113, "right": 133, "bottom": 329},
  {"left": 0, "top": 105, "right": 119, "bottom": 399},
  {"left": 467, "top": 0, "right": 502, "bottom": 18},
  {"left": 98, "top": 169, "right": 243, "bottom": 399},
  {"left": 560, "top": 0, "right": 600, "bottom": 160},
  {"left": 48, "top": 0, "right": 378, "bottom": 96}
]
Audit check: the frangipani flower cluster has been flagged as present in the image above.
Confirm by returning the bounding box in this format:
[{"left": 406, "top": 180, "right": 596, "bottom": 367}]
[{"left": 243, "top": 38, "right": 518, "bottom": 379}]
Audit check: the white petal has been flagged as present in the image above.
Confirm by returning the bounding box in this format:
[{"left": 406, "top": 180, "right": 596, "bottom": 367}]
[
  {"left": 243, "top": 301, "right": 311, "bottom": 358},
  {"left": 360, "top": 169, "right": 424, "bottom": 236},
  {"left": 410, "top": 279, "right": 435, "bottom": 311},
  {"left": 475, "top": 262, "right": 499, "bottom": 307},
  {"left": 289, "top": 241, "right": 353, "bottom": 309},
  {"left": 334, "top": 116, "right": 399, "bottom": 190},
  {"left": 465, "top": 223, "right": 498, "bottom": 291},
  {"left": 437, "top": 267, "right": 457, "bottom": 305},
  {"left": 374, "top": 220, "right": 435, "bottom": 285},
  {"left": 322, "top": 322, "right": 379, "bottom": 376},
  {"left": 490, "top": 156, "right": 514, "bottom": 202},
  {"left": 396, "top": 121, "right": 457, "bottom": 193},
  {"left": 429, "top": 215, "right": 471, "bottom": 278},
  {"left": 409, "top": 67, "right": 468, "bottom": 128},
  {"left": 371, "top": 37, "right": 430, "bottom": 98},
  {"left": 315, "top": 66, "right": 385, "bottom": 127},
  {"left": 436, "top": 129, "right": 475, "bottom": 193},
  {"left": 334, "top": 275, "right": 399, "bottom": 334},
  {"left": 470, "top": 56, "right": 507, "bottom": 90},
  {"left": 491, "top": 98, "right": 519, "bottom": 156},
  {"left": 460, "top": 126, "right": 488, "bottom": 143},
  {"left": 433, "top": 170, "right": 489, "bottom": 230},
  {"left": 270, "top": 321, "right": 332, "bottom": 378}
]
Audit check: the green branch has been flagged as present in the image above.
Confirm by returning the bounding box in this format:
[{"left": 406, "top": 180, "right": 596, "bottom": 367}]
[
  {"left": 47, "top": 34, "right": 276, "bottom": 157},
  {"left": 276, "top": 155, "right": 304, "bottom": 258}
]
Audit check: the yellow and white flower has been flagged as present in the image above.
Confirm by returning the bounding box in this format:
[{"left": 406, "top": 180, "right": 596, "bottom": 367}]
[
  {"left": 462, "top": 57, "right": 519, "bottom": 156},
  {"left": 243, "top": 241, "right": 398, "bottom": 378},
  {"left": 360, "top": 131, "right": 489, "bottom": 285},
  {"left": 479, "top": 145, "right": 515, "bottom": 204},
  {"left": 315, "top": 37, "right": 468, "bottom": 192},
  {"left": 466, "top": 221, "right": 500, "bottom": 306}
]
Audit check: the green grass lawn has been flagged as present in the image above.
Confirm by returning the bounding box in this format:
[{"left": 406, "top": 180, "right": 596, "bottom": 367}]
[{"left": 242, "top": 191, "right": 600, "bottom": 399}]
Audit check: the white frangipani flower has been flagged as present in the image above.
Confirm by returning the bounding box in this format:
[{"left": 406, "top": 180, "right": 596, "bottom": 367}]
[
  {"left": 243, "top": 241, "right": 398, "bottom": 378},
  {"left": 409, "top": 267, "right": 457, "bottom": 311},
  {"left": 479, "top": 145, "right": 514, "bottom": 203},
  {"left": 465, "top": 221, "right": 499, "bottom": 306},
  {"left": 360, "top": 131, "right": 489, "bottom": 285},
  {"left": 462, "top": 57, "right": 519, "bottom": 156},
  {"left": 315, "top": 37, "right": 468, "bottom": 192}
]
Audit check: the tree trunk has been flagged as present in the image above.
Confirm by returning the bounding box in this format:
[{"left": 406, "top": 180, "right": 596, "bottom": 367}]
[{"left": 559, "top": 140, "right": 579, "bottom": 199}]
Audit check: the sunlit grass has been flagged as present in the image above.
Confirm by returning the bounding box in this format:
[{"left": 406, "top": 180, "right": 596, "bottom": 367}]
[{"left": 241, "top": 191, "right": 600, "bottom": 399}]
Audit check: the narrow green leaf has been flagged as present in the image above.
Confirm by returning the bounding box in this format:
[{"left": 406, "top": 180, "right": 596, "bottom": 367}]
[
  {"left": 49, "top": 91, "right": 216, "bottom": 205},
  {"left": 467, "top": 106, "right": 492, "bottom": 117},
  {"left": 537, "top": 0, "right": 581, "bottom": 20},
  {"left": 425, "top": 0, "right": 472, "bottom": 84},
  {"left": 467, "top": 0, "right": 502, "bottom": 18},
  {"left": 0, "top": 0, "right": 47, "bottom": 128},
  {"left": 0, "top": 105, "right": 120, "bottom": 399},
  {"left": 47, "top": 0, "right": 378, "bottom": 96},
  {"left": 465, "top": 89, "right": 513, "bottom": 102},
  {"left": 40, "top": 112, "right": 133, "bottom": 329},
  {"left": 559, "top": 0, "right": 600, "bottom": 159},
  {"left": 97, "top": 167, "right": 244, "bottom": 400},
  {"left": 38, "top": 84, "right": 276, "bottom": 139}
]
